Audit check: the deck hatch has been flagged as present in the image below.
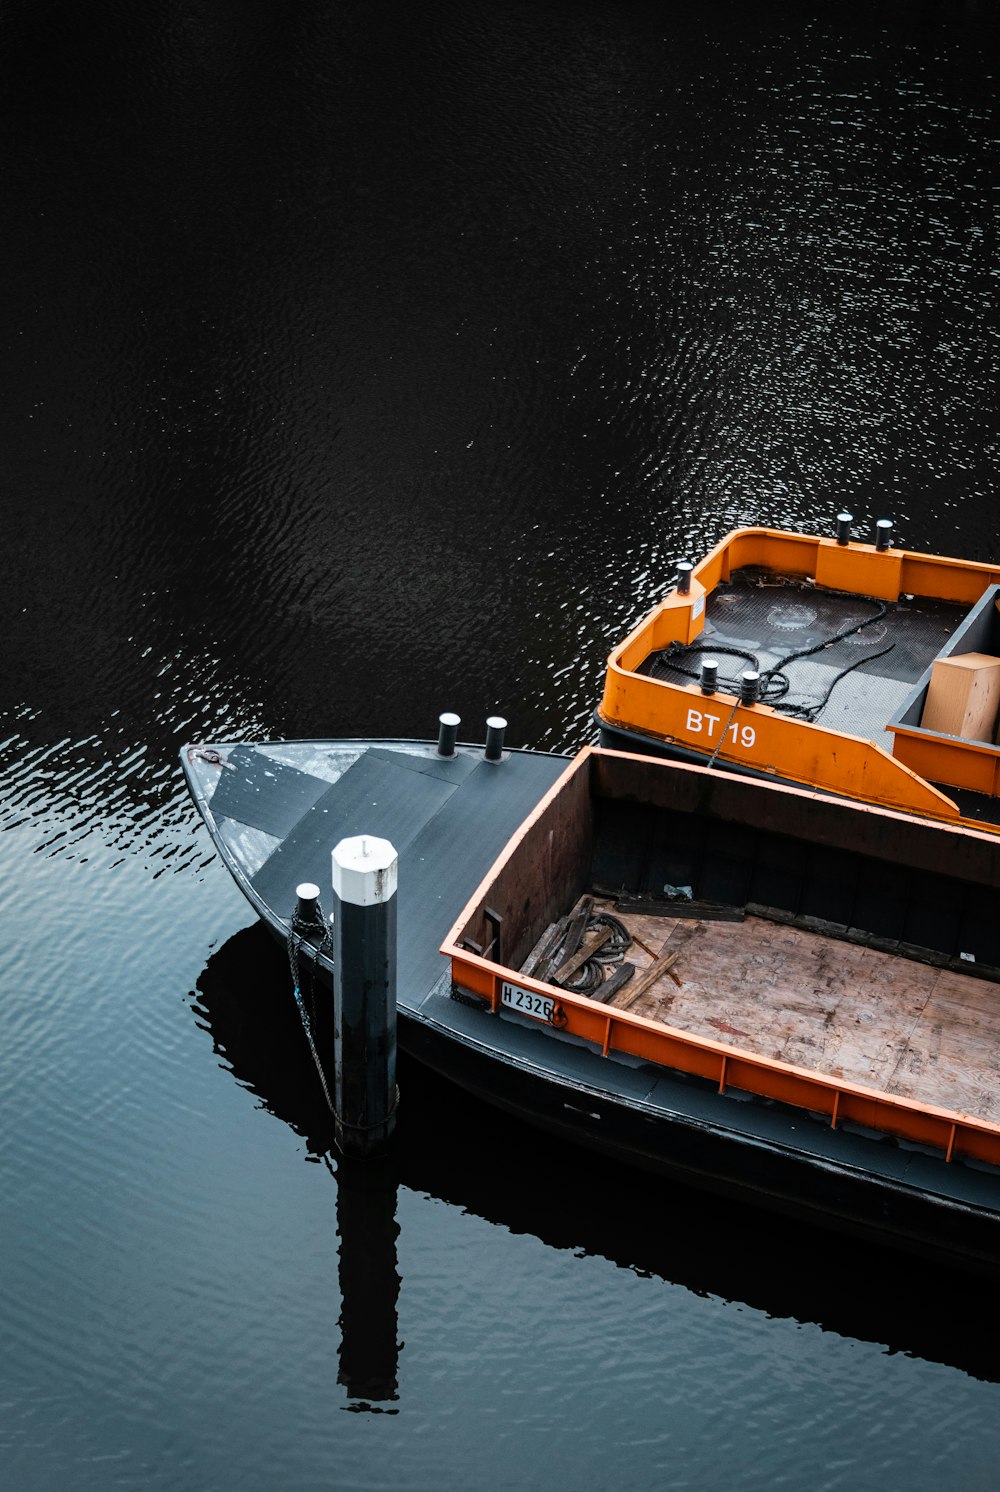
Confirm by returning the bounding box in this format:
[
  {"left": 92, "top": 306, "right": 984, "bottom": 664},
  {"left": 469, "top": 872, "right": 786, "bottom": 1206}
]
[
  {"left": 251, "top": 750, "right": 460, "bottom": 913},
  {"left": 208, "top": 745, "right": 330, "bottom": 839}
]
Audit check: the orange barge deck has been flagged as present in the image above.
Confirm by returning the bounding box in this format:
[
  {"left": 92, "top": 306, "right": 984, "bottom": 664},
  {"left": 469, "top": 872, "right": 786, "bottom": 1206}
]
[{"left": 597, "top": 524, "right": 1000, "bottom": 830}]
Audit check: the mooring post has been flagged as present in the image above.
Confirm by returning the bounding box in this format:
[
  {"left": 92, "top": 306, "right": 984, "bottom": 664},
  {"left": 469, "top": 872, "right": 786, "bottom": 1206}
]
[
  {"left": 436, "top": 711, "right": 461, "bottom": 756},
  {"left": 484, "top": 715, "right": 507, "bottom": 761},
  {"left": 331, "top": 835, "right": 399, "bottom": 1157}
]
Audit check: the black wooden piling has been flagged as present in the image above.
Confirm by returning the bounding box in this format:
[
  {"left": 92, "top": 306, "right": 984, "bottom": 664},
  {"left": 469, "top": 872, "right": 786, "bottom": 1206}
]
[{"left": 331, "top": 835, "right": 398, "bottom": 1157}]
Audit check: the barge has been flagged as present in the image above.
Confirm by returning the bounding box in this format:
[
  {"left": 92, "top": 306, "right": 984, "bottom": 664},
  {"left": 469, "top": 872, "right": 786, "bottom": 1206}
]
[
  {"left": 597, "top": 521, "right": 1000, "bottom": 830},
  {"left": 182, "top": 736, "right": 1000, "bottom": 1273}
]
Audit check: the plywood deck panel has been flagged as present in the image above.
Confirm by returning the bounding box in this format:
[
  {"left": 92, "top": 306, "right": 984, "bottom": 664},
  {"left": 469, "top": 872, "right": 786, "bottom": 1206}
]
[{"left": 571, "top": 897, "right": 1000, "bottom": 1126}]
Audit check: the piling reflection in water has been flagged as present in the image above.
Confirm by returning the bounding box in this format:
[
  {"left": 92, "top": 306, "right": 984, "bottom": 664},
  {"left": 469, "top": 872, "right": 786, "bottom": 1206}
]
[
  {"left": 335, "top": 1157, "right": 401, "bottom": 1407},
  {"left": 194, "top": 921, "right": 1000, "bottom": 1390},
  {"left": 195, "top": 923, "right": 401, "bottom": 1406}
]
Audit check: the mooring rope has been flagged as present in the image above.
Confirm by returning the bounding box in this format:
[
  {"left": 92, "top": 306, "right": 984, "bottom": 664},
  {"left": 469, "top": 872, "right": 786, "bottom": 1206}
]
[
  {"left": 286, "top": 900, "right": 336, "bottom": 1113},
  {"left": 706, "top": 694, "right": 745, "bottom": 768},
  {"left": 656, "top": 597, "right": 895, "bottom": 723}
]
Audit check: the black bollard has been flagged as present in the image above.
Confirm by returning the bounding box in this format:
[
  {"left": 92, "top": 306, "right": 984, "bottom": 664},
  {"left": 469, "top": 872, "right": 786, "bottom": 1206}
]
[
  {"left": 740, "top": 670, "right": 760, "bottom": 705},
  {"left": 836, "top": 512, "right": 853, "bottom": 546},
  {"left": 331, "top": 835, "right": 398, "bottom": 1158},
  {"left": 436, "top": 711, "right": 460, "bottom": 757},
  {"left": 294, "top": 881, "right": 323, "bottom": 930},
  {"left": 484, "top": 715, "right": 507, "bottom": 761},
  {"left": 875, "top": 518, "right": 893, "bottom": 551}
]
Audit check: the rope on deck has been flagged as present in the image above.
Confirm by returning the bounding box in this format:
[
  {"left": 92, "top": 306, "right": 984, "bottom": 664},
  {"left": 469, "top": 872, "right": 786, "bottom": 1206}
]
[{"left": 654, "top": 599, "right": 896, "bottom": 723}]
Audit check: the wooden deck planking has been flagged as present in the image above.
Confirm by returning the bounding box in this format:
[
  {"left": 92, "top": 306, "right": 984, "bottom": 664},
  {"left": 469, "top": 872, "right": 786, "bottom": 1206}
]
[
  {"left": 892, "top": 972, "right": 1000, "bottom": 1121},
  {"left": 566, "top": 897, "right": 1000, "bottom": 1125}
]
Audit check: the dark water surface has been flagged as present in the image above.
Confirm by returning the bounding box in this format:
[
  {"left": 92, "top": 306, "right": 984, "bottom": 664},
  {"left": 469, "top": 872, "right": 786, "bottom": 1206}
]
[{"left": 2, "top": 4, "right": 1000, "bottom": 1487}]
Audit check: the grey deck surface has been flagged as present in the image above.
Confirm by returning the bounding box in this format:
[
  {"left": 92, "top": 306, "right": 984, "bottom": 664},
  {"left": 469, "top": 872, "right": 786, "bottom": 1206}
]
[
  {"left": 251, "top": 751, "right": 459, "bottom": 912},
  {"left": 205, "top": 742, "right": 567, "bottom": 1005},
  {"left": 394, "top": 750, "right": 565, "bottom": 1002},
  {"left": 209, "top": 745, "right": 332, "bottom": 839}
]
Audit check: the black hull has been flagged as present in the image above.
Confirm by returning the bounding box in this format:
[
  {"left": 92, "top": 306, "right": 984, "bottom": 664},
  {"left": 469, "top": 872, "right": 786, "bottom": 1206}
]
[
  {"left": 182, "top": 737, "right": 1000, "bottom": 1277},
  {"left": 400, "top": 998, "right": 1000, "bottom": 1277}
]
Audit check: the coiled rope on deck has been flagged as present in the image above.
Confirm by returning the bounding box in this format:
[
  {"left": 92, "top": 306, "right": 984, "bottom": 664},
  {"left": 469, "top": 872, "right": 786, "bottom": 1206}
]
[{"left": 654, "top": 599, "right": 896, "bottom": 723}]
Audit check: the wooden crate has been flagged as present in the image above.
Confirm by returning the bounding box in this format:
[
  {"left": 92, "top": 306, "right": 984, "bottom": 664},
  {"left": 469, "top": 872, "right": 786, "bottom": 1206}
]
[{"left": 920, "top": 652, "right": 1000, "bottom": 741}]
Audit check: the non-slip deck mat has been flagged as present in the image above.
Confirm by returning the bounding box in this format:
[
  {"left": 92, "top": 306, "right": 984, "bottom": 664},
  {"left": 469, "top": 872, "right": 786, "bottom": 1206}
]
[
  {"left": 701, "top": 579, "right": 963, "bottom": 687},
  {"left": 209, "top": 745, "right": 330, "bottom": 840},
  {"left": 364, "top": 746, "right": 482, "bottom": 785},
  {"left": 643, "top": 578, "right": 967, "bottom": 738}
]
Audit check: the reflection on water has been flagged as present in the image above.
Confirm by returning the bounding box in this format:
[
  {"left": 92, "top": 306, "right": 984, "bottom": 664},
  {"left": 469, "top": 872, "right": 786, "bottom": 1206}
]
[{"left": 336, "top": 1158, "right": 401, "bottom": 1409}]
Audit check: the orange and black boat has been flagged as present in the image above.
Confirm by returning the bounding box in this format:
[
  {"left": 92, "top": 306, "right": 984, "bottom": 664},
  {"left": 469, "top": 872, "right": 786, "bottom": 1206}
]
[
  {"left": 597, "top": 519, "right": 1000, "bottom": 831},
  {"left": 182, "top": 732, "right": 1000, "bottom": 1273}
]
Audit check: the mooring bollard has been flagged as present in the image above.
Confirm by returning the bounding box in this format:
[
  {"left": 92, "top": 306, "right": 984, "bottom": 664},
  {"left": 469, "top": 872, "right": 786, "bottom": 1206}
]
[
  {"left": 331, "top": 835, "right": 399, "bottom": 1158},
  {"left": 436, "top": 711, "right": 460, "bottom": 757},
  {"left": 740, "top": 669, "right": 761, "bottom": 705},
  {"left": 484, "top": 715, "right": 507, "bottom": 761}
]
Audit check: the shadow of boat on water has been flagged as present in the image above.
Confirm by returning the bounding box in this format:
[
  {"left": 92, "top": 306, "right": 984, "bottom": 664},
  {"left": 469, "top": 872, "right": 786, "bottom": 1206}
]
[{"left": 192, "top": 921, "right": 1000, "bottom": 1387}]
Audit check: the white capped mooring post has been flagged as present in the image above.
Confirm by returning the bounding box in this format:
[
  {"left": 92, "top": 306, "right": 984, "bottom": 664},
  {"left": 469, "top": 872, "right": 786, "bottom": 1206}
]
[{"left": 331, "top": 835, "right": 399, "bottom": 1157}]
